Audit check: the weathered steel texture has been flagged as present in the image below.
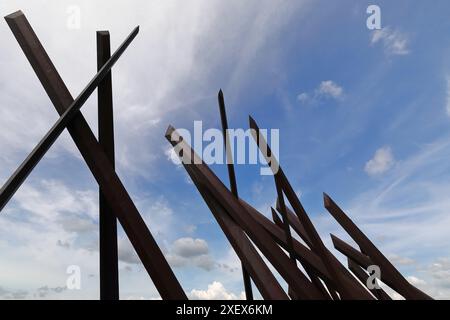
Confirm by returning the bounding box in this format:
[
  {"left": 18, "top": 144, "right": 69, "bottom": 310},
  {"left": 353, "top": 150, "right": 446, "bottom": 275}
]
[
  {"left": 331, "top": 233, "right": 421, "bottom": 299},
  {"left": 249, "top": 116, "right": 371, "bottom": 300},
  {"left": 186, "top": 172, "right": 288, "bottom": 299},
  {"left": 0, "top": 15, "right": 138, "bottom": 213},
  {"left": 347, "top": 259, "right": 392, "bottom": 300},
  {"left": 165, "top": 126, "right": 323, "bottom": 299},
  {"left": 324, "top": 193, "right": 432, "bottom": 300},
  {"left": 273, "top": 206, "right": 351, "bottom": 299},
  {"left": 242, "top": 198, "right": 373, "bottom": 299},
  {"left": 4, "top": 11, "right": 186, "bottom": 300},
  {"left": 331, "top": 234, "right": 373, "bottom": 268},
  {"left": 97, "top": 31, "right": 119, "bottom": 300},
  {"left": 271, "top": 208, "right": 332, "bottom": 300},
  {"left": 217, "top": 90, "right": 253, "bottom": 300},
  {"left": 276, "top": 200, "right": 313, "bottom": 248}
]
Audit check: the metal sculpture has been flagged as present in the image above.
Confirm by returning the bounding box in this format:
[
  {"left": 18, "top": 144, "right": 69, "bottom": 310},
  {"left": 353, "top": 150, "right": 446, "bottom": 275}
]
[{"left": 1, "top": 10, "right": 433, "bottom": 300}]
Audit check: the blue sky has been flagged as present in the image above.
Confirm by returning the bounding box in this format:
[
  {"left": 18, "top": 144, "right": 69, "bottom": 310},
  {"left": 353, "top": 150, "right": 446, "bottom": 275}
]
[{"left": 1, "top": 0, "right": 450, "bottom": 299}]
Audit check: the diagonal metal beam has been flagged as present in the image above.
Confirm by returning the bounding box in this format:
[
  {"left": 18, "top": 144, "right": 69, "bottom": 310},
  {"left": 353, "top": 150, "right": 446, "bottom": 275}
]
[
  {"left": 331, "top": 233, "right": 422, "bottom": 299},
  {"left": 324, "top": 193, "right": 432, "bottom": 300},
  {"left": 241, "top": 198, "right": 373, "bottom": 299},
  {"left": 0, "top": 14, "right": 138, "bottom": 212},
  {"left": 348, "top": 259, "right": 392, "bottom": 300},
  {"left": 331, "top": 234, "right": 373, "bottom": 269},
  {"left": 276, "top": 200, "right": 313, "bottom": 248},
  {"left": 271, "top": 208, "right": 332, "bottom": 300},
  {"left": 4, "top": 10, "right": 186, "bottom": 300},
  {"left": 248, "top": 115, "right": 366, "bottom": 299},
  {"left": 165, "top": 125, "right": 323, "bottom": 299},
  {"left": 179, "top": 161, "right": 288, "bottom": 299},
  {"left": 97, "top": 30, "right": 119, "bottom": 300},
  {"left": 217, "top": 90, "right": 253, "bottom": 300}
]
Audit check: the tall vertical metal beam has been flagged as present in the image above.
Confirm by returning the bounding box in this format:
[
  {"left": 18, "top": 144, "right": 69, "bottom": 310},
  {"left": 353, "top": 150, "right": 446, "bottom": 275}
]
[
  {"left": 217, "top": 90, "right": 253, "bottom": 300},
  {"left": 97, "top": 31, "right": 119, "bottom": 300},
  {"left": 5, "top": 11, "right": 186, "bottom": 300}
]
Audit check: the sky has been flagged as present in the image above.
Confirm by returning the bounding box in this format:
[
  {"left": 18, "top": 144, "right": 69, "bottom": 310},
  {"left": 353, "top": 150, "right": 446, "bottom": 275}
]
[{"left": 1, "top": 0, "right": 450, "bottom": 299}]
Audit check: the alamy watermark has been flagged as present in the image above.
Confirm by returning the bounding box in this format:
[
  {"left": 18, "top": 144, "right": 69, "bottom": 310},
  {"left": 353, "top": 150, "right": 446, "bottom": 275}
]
[
  {"left": 168, "top": 121, "right": 280, "bottom": 176},
  {"left": 366, "top": 5, "right": 381, "bottom": 30},
  {"left": 66, "top": 265, "right": 81, "bottom": 290},
  {"left": 366, "top": 264, "right": 381, "bottom": 289},
  {"left": 66, "top": 5, "right": 81, "bottom": 30}
]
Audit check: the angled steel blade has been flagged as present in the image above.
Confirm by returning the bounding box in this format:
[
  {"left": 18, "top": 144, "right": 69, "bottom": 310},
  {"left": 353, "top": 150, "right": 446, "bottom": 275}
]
[
  {"left": 4, "top": 10, "right": 186, "bottom": 299},
  {"left": 324, "top": 193, "right": 432, "bottom": 300},
  {"left": 0, "top": 19, "right": 138, "bottom": 212},
  {"left": 165, "top": 125, "right": 323, "bottom": 299},
  {"left": 248, "top": 115, "right": 366, "bottom": 299},
  {"left": 217, "top": 90, "right": 254, "bottom": 300},
  {"left": 348, "top": 259, "right": 392, "bottom": 300}
]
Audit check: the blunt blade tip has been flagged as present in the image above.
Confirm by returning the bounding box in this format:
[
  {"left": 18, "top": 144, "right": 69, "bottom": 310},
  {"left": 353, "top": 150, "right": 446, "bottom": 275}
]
[
  {"left": 4, "top": 10, "right": 24, "bottom": 21},
  {"left": 165, "top": 125, "right": 176, "bottom": 138},
  {"left": 323, "top": 192, "right": 332, "bottom": 207}
]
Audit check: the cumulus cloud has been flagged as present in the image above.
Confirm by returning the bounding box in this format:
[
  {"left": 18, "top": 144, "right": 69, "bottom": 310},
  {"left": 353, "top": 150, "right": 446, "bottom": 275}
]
[
  {"left": 317, "top": 80, "right": 344, "bottom": 99},
  {"left": 189, "top": 281, "right": 245, "bottom": 300},
  {"left": 172, "top": 238, "right": 209, "bottom": 257},
  {"left": 167, "top": 237, "right": 215, "bottom": 271},
  {"left": 364, "top": 146, "right": 395, "bottom": 176},
  {"left": 118, "top": 237, "right": 140, "bottom": 265},
  {"left": 297, "top": 80, "right": 344, "bottom": 105},
  {"left": 370, "top": 27, "right": 409, "bottom": 56}
]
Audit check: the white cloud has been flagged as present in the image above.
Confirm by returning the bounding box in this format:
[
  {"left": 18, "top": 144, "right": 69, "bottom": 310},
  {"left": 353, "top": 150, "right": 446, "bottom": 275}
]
[
  {"left": 164, "top": 145, "right": 182, "bottom": 166},
  {"left": 297, "top": 80, "right": 344, "bottom": 105},
  {"left": 364, "top": 146, "right": 395, "bottom": 176},
  {"left": 371, "top": 27, "right": 409, "bottom": 56},
  {"left": 406, "top": 276, "right": 427, "bottom": 286},
  {"left": 317, "top": 80, "right": 343, "bottom": 99},
  {"left": 314, "top": 136, "right": 450, "bottom": 299},
  {"left": 387, "top": 254, "right": 415, "bottom": 266},
  {"left": 296, "top": 92, "right": 309, "bottom": 102},
  {"left": 172, "top": 238, "right": 209, "bottom": 257},
  {"left": 166, "top": 237, "right": 215, "bottom": 271},
  {"left": 189, "top": 281, "right": 245, "bottom": 300},
  {"left": 118, "top": 237, "right": 140, "bottom": 265}
]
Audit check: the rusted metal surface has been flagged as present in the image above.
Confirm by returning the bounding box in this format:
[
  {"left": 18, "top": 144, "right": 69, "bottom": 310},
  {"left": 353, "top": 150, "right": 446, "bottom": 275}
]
[
  {"left": 324, "top": 194, "right": 432, "bottom": 300},
  {"left": 347, "top": 259, "right": 392, "bottom": 300},
  {"left": 3, "top": 9, "right": 433, "bottom": 301},
  {"left": 97, "top": 30, "right": 119, "bottom": 301},
  {"left": 0, "top": 14, "right": 138, "bottom": 212},
  {"left": 217, "top": 90, "right": 254, "bottom": 300},
  {"left": 166, "top": 126, "right": 323, "bottom": 299},
  {"left": 3, "top": 10, "right": 186, "bottom": 300}
]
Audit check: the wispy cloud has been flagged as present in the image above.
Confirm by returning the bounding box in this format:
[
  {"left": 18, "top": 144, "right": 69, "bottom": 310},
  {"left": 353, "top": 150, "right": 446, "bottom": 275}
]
[
  {"left": 370, "top": 27, "right": 410, "bottom": 56},
  {"left": 446, "top": 77, "right": 450, "bottom": 117}
]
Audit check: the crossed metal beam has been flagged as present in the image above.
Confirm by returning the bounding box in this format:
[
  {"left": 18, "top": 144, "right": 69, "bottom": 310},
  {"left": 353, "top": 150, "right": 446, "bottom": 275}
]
[
  {"left": 165, "top": 108, "right": 433, "bottom": 300},
  {"left": 1, "top": 11, "right": 186, "bottom": 300},
  {"left": 1, "top": 10, "right": 434, "bottom": 301}
]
